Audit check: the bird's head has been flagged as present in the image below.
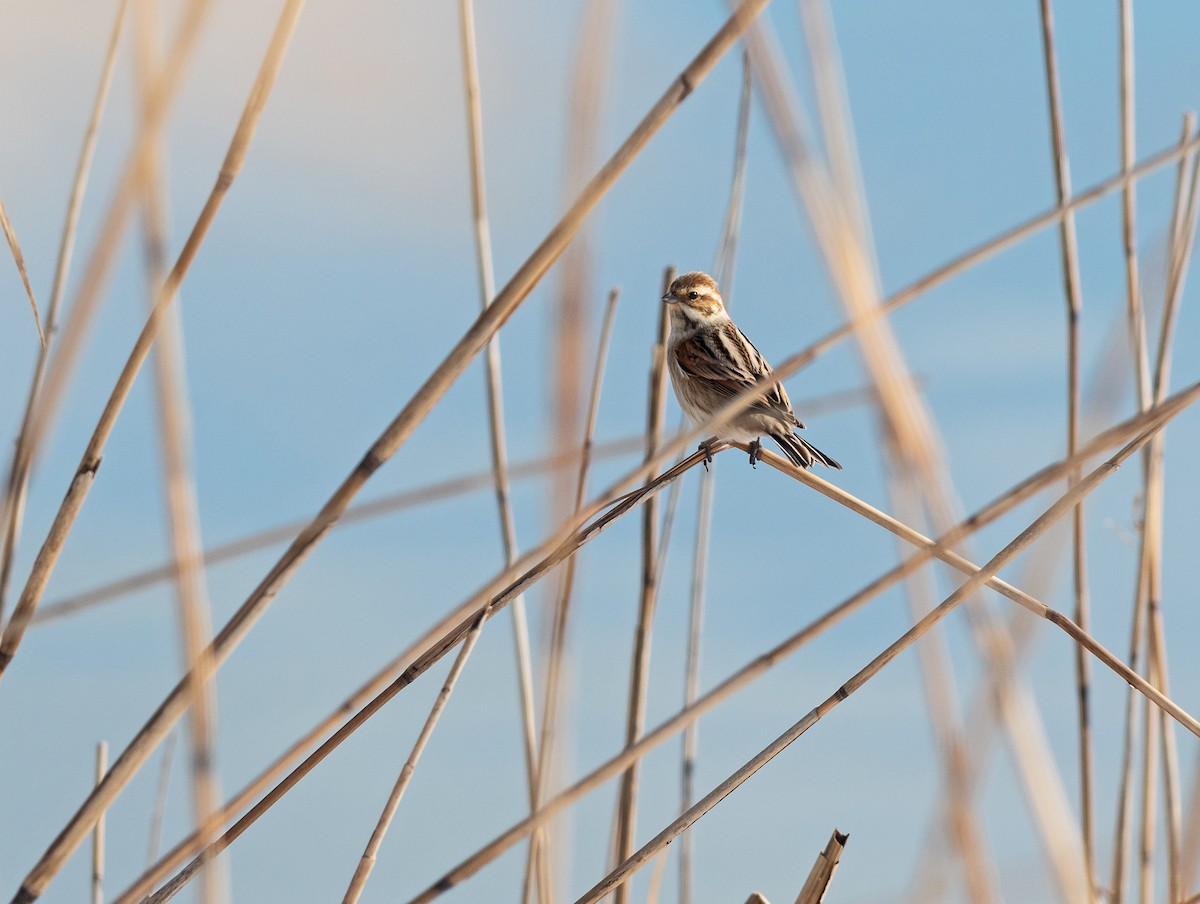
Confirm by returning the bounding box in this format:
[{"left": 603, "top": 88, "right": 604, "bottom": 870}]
[{"left": 662, "top": 271, "right": 726, "bottom": 324}]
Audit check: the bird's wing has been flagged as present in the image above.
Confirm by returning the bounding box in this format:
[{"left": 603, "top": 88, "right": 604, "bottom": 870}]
[{"left": 673, "top": 324, "right": 802, "bottom": 426}]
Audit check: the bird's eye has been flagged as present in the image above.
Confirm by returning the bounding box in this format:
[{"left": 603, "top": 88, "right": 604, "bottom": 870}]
[{"left": 688, "top": 291, "right": 699, "bottom": 300}]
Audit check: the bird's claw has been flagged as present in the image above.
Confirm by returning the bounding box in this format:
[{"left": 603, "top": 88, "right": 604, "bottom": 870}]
[
  {"left": 697, "top": 438, "right": 717, "bottom": 472},
  {"left": 748, "top": 439, "right": 763, "bottom": 469}
]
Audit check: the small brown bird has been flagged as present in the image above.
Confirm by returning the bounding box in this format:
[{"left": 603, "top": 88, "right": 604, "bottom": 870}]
[{"left": 662, "top": 271, "right": 841, "bottom": 470}]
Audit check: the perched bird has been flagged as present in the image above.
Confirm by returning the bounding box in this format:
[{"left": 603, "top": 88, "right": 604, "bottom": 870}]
[{"left": 662, "top": 271, "right": 841, "bottom": 470}]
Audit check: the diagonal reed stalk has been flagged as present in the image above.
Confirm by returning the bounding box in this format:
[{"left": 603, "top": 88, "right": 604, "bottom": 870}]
[
  {"left": 795, "top": 829, "right": 848, "bottom": 904},
  {"left": 133, "top": 2, "right": 225, "bottom": 900},
  {"left": 340, "top": 611, "right": 488, "bottom": 904},
  {"left": 0, "top": 0, "right": 128, "bottom": 624},
  {"left": 571, "top": 418, "right": 1176, "bottom": 904},
  {"left": 402, "top": 382, "right": 1200, "bottom": 903},
  {"left": 31, "top": 437, "right": 642, "bottom": 626},
  {"left": 5, "top": 8, "right": 770, "bottom": 900}
]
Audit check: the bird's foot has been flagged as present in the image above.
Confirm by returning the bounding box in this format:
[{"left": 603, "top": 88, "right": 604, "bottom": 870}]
[
  {"left": 697, "top": 437, "right": 719, "bottom": 472},
  {"left": 748, "top": 439, "right": 763, "bottom": 468}
]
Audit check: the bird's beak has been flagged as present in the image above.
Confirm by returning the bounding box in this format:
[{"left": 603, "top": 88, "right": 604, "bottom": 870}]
[{"left": 661, "top": 292, "right": 678, "bottom": 304}]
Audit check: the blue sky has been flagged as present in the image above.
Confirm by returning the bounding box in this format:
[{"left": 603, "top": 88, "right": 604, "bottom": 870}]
[{"left": 2, "top": 1, "right": 1200, "bottom": 902}]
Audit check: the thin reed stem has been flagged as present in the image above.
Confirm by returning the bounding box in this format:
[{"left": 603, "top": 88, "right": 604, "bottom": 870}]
[
  {"left": 340, "top": 613, "right": 487, "bottom": 904},
  {"left": 1037, "top": 0, "right": 1094, "bottom": 893},
  {"left": 612, "top": 279, "right": 671, "bottom": 904},
  {"left": 92, "top": 742, "right": 107, "bottom": 904},
  {"left": 531, "top": 287, "right": 621, "bottom": 903},
  {"left": 456, "top": 2, "right": 545, "bottom": 898},
  {"left": 0, "top": 0, "right": 128, "bottom": 623}
]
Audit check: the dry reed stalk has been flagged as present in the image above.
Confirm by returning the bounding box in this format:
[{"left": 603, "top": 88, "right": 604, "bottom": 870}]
[
  {"left": 787, "top": 5, "right": 1011, "bottom": 896},
  {"left": 530, "top": 287, "right": 621, "bottom": 903},
  {"left": 549, "top": 0, "right": 622, "bottom": 560},
  {"left": 8, "top": 9, "right": 769, "bottom": 900},
  {"left": 92, "top": 742, "right": 107, "bottom": 904},
  {"left": 0, "top": 0, "right": 128, "bottom": 623},
  {"left": 0, "top": 200, "right": 45, "bottom": 347},
  {"left": 8, "top": 0, "right": 212, "bottom": 510},
  {"left": 2, "top": 3, "right": 304, "bottom": 900},
  {"left": 119, "top": 447, "right": 719, "bottom": 904},
  {"left": 1036, "top": 2, "right": 1095, "bottom": 891},
  {"left": 612, "top": 280, "right": 671, "bottom": 904},
  {"left": 1119, "top": 0, "right": 1151, "bottom": 412},
  {"left": 404, "top": 387, "right": 1200, "bottom": 902},
  {"left": 678, "top": 63, "right": 750, "bottom": 903},
  {"left": 133, "top": 3, "right": 224, "bottom": 900},
  {"left": 32, "top": 437, "right": 642, "bottom": 626},
  {"left": 572, "top": 424, "right": 1169, "bottom": 904},
  {"left": 455, "top": 2, "right": 545, "bottom": 899},
  {"left": 794, "top": 829, "right": 848, "bottom": 904},
  {"left": 147, "top": 732, "right": 177, "bottom": 866},
  {"left": 340, "top": 612, "right": 488, "bottom": 904},
  {"left": 883, "top": 466, "right": 999, "bottom": 904},
  {"left": 644, "top": 852, "right": 667, "bottom": 904}
]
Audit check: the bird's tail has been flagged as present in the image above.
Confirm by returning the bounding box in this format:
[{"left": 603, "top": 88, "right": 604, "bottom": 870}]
[{"left": 770, "top": 431, "right": 842, "bottom": 470}]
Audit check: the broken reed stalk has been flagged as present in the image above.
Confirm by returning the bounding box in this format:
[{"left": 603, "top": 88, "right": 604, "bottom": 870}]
[
  {"left": 0, "top": 0, "right": 128, "bottom": 622},
  {"left": 1036, "top": 0, "right": 1095, "bottom": 890},
  {"left": 455, "top": 2, "right": 544, "bottom": 899},
  {"left": 0, "top": 199, "right": 45, "bottom": 346},
  {"left": 794, "top": 829, "right": 848, "bottom": 904},
  {"left": 573, "top": 422, "right": 1171, "bottom": 904},
  {"left": 340, "top": 612, "right": 488, "bottom": 904},
  {"left": 404, "top": 386, "right": 1200, "bottom": 903},
  {"left": 92, "top": 742, "right": 107, "bottom": 904},
  {"left": 530, "top": 287, "right": 621, "bottom": 902},
  {"left": 3, "top": 2, "right": 305, "bottom": 900},
  {"left": 612, "top": 277, "right": 671, "bottom": 904},
  {"left": 6, "top": 7, "right": 770, "bottom": 900},
  {"left": 133, "top": 3, "right": 224, "bottom": 899},
  {"left": 32, "top": 437, "right": 643, "bottom": 626},
  {"left": 117, "top": 447, "right": 718, "bottom": 904}
]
